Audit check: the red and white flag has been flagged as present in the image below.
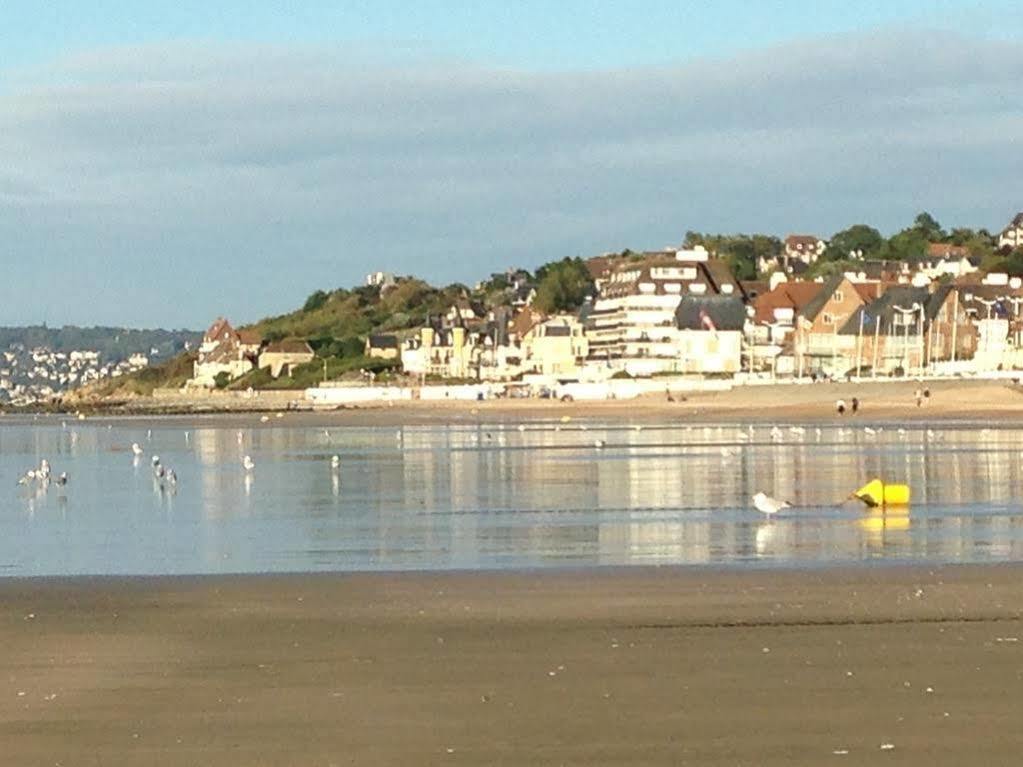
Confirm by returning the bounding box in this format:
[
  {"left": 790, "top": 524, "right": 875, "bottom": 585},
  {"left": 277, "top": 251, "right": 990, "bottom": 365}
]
[{"left": 699, "top": 309, "right": 717, "bottom": 333}]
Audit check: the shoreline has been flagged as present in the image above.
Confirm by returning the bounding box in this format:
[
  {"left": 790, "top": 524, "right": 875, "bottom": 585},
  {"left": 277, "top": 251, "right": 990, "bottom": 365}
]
[
  {"left": 11, "top": 378, "right": 1023, "bottom": 425},
  {"left": 3, "top": 563, "right": 1022, "bottom": 765}
]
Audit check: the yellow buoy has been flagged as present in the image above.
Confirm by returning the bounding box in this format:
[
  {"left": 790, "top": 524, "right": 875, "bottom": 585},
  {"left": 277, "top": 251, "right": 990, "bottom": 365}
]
[{"left": 852, "top": 479, "right": 910, "bottom": 508}]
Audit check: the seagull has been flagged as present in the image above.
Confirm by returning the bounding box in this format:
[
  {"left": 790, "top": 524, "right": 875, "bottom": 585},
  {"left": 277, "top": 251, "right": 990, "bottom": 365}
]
[
  {"left": 518, "top": 424, "right": 526, "bottom": 432},
  {"left": 594, "top": 439, "right": 605, "bottom": 449},
  {"left": 330, "top": 455, "right": 341, "bottom": 470},
  {"left": 770, "top": 426, "right": 783, "bottom": 440},
  {"left": 17, "top": 469, "right": 37, "bottom": 485},
  {"left": 151, "top": 455, "right": 161, "bottom": 467},
  {"left": 752, "top": 492, "right": 792, "bottom": 516},
  {"left": 153, "top": 464, "right": 166, "bottom": 480},
  {"left": 38, "top": 459, "right": 51, "bottom": 480},
  {"left": 789, "top": 426, "right": 805, "bottom": 436},
  {"left": 260, "top": 415, "right": 270, "bottom": 423},
  {"left": 243, "top": 455, "right": 255, "bottom": 472},
  {"left": 863, "top": 427, "right": 877, "bottom": 437},
  {"left": 165, "top": 469, "right": 177, "bottom": 486},
  {"left": 54, "top": 472, "right": 68, "bottom": 486},
  {"left": 131, "top": 443, "right": 144, "bottom": 456}
]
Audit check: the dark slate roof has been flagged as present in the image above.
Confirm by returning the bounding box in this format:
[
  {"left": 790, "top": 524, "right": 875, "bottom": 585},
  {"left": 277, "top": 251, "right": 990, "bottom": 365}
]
[
  {"left": 838, "top": 286, "right": 951, "bottom": 335},
  {"left": 675, "top": 295, "right": 747, "bottom": 331},
  {"left": 368, "top": 334, "right": 399, "bottom": 349}
]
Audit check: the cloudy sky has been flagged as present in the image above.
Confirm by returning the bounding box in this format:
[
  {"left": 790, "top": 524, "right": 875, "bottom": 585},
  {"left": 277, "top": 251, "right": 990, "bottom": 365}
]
[{"left": 3, "top": 1, "right": 1023, "bottom": 328}]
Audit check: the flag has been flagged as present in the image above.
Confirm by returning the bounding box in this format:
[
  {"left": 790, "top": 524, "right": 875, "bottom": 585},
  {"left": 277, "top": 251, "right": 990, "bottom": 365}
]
[{"left": 699, "top": 309, "right": 717, "bottom": 333}]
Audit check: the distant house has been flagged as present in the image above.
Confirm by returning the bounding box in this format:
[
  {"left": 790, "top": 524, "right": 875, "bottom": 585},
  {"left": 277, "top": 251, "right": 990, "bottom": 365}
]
[
  {"left": 365, "top": 334, "right": 400, "bottom": 360},
  {"left": 785, "top": 234, "right": 826, "bottom": 264},
  {"left": 998, "top": 213, "right": 1023, "bottom": 251},
  {"left": 259, "top": 339, "right": 314, "bottom": 378},
  {"left": 191, "top": 318, "right": 263, "bottom": 387},
  {"left": 365, "top": 271, "right": 396, "bottom": 289},
  {"left": 757, "top": 235, "right": 825, "bottom": 275}
]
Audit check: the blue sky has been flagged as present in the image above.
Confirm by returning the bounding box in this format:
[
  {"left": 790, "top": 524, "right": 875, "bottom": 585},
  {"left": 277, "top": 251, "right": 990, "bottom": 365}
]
[{"left": 2, "top": 2, "right": 1023, "bottom": 327}]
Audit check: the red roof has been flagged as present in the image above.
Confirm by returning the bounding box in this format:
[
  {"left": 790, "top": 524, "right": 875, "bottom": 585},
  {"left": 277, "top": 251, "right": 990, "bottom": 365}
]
[{"left": 752, "top": 281, "right": 824, "bottom": 324}]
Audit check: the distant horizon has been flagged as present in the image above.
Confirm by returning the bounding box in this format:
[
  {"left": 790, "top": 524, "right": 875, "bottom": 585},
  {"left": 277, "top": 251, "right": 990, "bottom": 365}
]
[{"left": 4, "top": 2, "right": 1023, "bottom": 327}]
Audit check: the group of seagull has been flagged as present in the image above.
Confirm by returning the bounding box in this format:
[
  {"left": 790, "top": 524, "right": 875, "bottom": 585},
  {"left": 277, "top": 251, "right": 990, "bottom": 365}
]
[{"left": 17, "top": 458, "right": 68, "bottom": 488}]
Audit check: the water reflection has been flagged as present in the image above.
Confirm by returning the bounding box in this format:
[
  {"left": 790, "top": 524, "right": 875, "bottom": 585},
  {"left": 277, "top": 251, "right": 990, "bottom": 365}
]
[{"left": 3, "top": 417, "right": 1023, "bottom": 575}]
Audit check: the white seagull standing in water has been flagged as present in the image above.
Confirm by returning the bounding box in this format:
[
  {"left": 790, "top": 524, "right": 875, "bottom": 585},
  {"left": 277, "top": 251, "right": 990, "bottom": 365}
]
[
  {"left": 242, "top": 455, "right": 255, "bottom": 472},
  {"left": 131, "top": 443, "right": 144, "bottom": 457},
  {"left": 330, "top": 455, "right": 341, "bottom": 470},
  {"left": 752, "top": 492, "right": 792, "bottom": 517}
]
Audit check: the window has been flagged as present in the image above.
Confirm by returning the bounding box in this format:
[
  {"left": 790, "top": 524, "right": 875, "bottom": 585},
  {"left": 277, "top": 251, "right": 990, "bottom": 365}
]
[
  {"left": 823, "top": 313, "right": 835, "bottom": 325},
  {"left": 834, "top": 291, "right": 844, "bottom": 302}
]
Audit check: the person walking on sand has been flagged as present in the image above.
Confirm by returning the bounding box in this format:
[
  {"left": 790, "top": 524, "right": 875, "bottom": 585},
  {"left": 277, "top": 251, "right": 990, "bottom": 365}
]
[
  {"left": 851, "top": 397, "right": 859, "bottom": 414},
  {"left": 836, "top": 399, "right": 846, "bottom": 416},
  {"left": 915, "top": 387, "right": 923, "bottom": 407}
]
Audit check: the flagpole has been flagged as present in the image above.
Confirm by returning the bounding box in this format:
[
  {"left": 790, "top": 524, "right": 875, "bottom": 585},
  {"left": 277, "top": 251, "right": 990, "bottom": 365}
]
[
  {"left": 855, "top": 309, "right": 864, "bottom": 379},
  {"left": 871, "top": 314, "right": 880, "bottom": 377}
]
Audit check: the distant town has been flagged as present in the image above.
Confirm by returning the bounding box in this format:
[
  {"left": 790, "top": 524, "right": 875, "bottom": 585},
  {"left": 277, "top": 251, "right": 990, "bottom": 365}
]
[
  {"left": 14, "top": 211, "right": 1023, "bottom": 407},
  {"left": 0, "top": 327, "right": 200, "bottom": 406},
  {"left": 172, "top": 211, "right": 1023, "bottom": 404}
]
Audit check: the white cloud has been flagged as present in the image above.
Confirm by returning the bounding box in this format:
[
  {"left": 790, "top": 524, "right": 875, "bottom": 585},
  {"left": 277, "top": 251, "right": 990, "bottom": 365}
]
[{"left": 2, "top": 30, "right": 1022, "bottom": 326}]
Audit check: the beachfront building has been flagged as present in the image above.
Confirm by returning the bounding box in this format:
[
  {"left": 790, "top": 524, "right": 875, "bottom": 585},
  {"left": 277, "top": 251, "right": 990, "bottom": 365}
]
[
  {"left": 838, "top": 286, "right": 976, "bottom": 375},
  {"left": 519, "top": 314, "right": 589, "bottom": 377},
  {"left": 365, "top": 335, "right": 400, "bottom": 360},
  {"left": 953, "top": 279, "right": 1023, "bottom": 369},
  {"left": 673, "top": 296, "right": 746, "bottom": 373},
  {"left": 795, "top": 275, "right": 880, "bottom": 377},
  {"left": 583, "top": 247, "right": 743, "bottom": 376},
  {"left": 258, "top": 339, "right": 315, "bottom": 378},
  {"left": 401, "top": 324, "right": 479, "bottom": 380},
  {"left": 190, "top": 318, "right": 263, "bottom": 387}
]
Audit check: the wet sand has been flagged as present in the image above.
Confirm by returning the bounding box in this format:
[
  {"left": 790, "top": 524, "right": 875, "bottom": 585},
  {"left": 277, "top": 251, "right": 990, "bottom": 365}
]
[{"left": 3, "top": 565, "right": 1023, "bottom": 765}]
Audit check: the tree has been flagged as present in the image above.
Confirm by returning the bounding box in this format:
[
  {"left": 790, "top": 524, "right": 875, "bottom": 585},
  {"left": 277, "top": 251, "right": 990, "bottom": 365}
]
[
  {"left": 823, "top": 225, "right": 883, "bottom": 261},
  {"left": 532, "top": 257, "right": 594, "bottom": 314},
  {"left": 303, "top": 290, "right": 329, "bottom": 313},
  {"left": 724, "top": 239, "right": 757, "bottom": 281},
  {"left": 912, "top": 212, "right": 945, "bottom": 242},
  {"left": 882, "top": 228, "right": 929, "bottom": 263},
  {"left": 213, "top": 371, "right": 231, "bottom": 389}
]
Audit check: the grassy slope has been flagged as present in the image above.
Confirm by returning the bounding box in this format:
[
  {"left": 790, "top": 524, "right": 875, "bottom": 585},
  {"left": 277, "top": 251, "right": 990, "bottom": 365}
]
[{"left": 69, "top": 278, "right": 478, "bottom": 399}]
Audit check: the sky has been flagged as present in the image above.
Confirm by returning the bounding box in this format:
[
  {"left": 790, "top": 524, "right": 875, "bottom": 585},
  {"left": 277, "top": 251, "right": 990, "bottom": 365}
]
[{"left": 2, "top": 1, "right": 1023, "bottom": 328}]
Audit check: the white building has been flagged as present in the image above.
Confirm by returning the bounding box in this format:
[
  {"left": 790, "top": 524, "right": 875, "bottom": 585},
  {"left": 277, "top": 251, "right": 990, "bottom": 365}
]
[
  {"left": 998, "top": 213, "right": 1023, "bottom": 251},
  {"left": 583, "top": 249, "right": 743, "bottom": 376}
]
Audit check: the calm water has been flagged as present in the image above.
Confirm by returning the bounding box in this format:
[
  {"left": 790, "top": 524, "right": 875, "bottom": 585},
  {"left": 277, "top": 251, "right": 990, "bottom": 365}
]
[{"left": 2, "top": 415, "right": 1023, "bottom": 576}]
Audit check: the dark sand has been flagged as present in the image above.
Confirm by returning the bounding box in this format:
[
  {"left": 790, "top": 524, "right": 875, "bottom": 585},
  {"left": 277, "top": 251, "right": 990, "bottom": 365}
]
[{"left": 3, "top": 565, "right": 1023, "bottom": 765}]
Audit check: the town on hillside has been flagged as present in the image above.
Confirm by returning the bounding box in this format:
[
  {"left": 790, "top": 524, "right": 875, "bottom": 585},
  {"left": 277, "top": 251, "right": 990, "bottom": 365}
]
[{"left": 186, "top": 212, "right": 1023, "bottom": 400}]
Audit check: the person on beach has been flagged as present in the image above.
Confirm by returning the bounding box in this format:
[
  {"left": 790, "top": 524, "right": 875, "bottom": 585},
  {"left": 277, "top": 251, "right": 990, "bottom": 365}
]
[
  {"left": 851, "top": 397, "right": 859, "bottom": 414},
  {"left": 915, "top": 388, "right": 923, "bottom": 407},
  {"left": 836, "top": 399, "right": 846, "bottom": 415}
]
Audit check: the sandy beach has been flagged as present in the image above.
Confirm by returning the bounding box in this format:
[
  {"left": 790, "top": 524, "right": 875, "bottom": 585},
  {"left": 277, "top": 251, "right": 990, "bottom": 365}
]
[
  {"left": 3, "top": 565, "right": 1022, "bottom": 765},
  {"left": 40, "top": 378, "right": 1023, "bottom": 426}
]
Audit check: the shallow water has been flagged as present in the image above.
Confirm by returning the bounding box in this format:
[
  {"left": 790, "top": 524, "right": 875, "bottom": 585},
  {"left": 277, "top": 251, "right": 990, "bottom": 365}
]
[{"left": 2, "top": 415, "right": 1023, "bottom": 575}]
